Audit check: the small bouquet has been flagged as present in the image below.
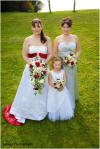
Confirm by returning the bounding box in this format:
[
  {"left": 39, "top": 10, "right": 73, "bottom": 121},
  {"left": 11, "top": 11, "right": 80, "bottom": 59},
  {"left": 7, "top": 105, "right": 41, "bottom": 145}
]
[
  {"left": 54, "top": 79, "right": 65, "bottom": 89},
  {"left": 64, "top": 53, "right": 77, "bottom": 67},
  {"left": 29, "top": 57, "right": 48, "bottom": 95}
]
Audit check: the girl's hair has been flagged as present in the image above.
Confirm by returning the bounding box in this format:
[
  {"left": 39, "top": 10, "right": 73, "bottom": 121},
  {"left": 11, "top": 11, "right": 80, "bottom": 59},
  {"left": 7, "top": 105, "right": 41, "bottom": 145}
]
[
  {"left": 52, "top": 56, "right": 63, "bottom": 69},
  {"left": 61, "top": 17, "right": 72, "bottom": 27},
  {"left": 32, "top": 18, "right": 47, "bottom": 44}
]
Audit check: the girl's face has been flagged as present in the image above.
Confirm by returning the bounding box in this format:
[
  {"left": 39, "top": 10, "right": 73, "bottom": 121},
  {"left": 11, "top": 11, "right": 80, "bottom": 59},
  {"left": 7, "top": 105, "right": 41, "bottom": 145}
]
[
  {"left": 32, "top": 23, "right": 42, "bottom": 35},
  {"left": 61, "top": 23, "right": 71, "bottom": 35},
  {"left": 53, "top": 61, "right": 62, "bottom": 71}
]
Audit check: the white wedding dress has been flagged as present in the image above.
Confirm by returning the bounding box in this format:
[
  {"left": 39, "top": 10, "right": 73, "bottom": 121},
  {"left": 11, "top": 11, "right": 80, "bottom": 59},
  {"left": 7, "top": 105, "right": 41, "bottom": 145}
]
[
  {"left": 3, "top": 45, "right": 49, "bottom": 124},
  {"left": 47, "top": 70, "right": 75, "bottom": 122}
]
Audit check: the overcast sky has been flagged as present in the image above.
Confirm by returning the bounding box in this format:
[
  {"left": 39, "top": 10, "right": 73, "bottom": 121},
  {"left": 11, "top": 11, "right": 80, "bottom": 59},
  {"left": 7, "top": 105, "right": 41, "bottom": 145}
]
[{"left": 40, "top": 0, "right": 99, "bottom": 12}]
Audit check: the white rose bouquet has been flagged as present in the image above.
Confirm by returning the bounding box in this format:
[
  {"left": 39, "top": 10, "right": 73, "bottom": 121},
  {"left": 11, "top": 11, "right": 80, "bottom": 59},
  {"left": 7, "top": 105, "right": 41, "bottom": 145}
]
[{"left": 64, "top": 53, "right": 77, "bottom": 67}]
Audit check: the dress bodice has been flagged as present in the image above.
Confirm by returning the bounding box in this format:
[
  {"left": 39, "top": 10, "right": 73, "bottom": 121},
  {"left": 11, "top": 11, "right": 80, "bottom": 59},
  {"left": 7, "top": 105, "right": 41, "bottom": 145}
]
[
  {"left": 28, "top": 45, "right": 48, "bottom": 61},
  {"left": 58, "top": 42, "right": 76, "bottom": 58},
  {"left": 51, "top": 70, "right": 64, "bottom": 83}
]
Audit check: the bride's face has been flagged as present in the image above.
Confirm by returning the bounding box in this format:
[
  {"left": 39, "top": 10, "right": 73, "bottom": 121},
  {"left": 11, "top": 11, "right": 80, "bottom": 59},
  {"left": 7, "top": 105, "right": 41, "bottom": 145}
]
[
  {"left": 32, "top": 23, "right": 42, "bottom": 35},
  {"left": 53, "top": 61, "right": 61, "bottom": 71},
  {"left": 61, "top": 23, "right": 71, "bottom": 34}
]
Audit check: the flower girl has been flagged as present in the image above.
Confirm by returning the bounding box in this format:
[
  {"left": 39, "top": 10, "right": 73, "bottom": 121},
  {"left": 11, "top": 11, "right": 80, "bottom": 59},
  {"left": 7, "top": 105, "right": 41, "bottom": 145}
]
[{"left": 47, "top": 56, "right": 75, "bottom": 122}]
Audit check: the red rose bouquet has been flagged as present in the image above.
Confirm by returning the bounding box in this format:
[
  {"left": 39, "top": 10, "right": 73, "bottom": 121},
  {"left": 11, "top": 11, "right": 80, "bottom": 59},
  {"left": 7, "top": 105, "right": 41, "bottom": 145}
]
[{"left": 29, "top": 57, "right": 48, "bottom": 95}]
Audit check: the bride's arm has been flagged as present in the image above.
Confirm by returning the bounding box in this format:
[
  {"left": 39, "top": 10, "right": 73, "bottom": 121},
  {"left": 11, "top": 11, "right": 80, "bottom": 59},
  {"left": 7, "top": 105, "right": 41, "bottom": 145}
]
[
  {"left": 45, "top": 37, "right": 53, "bottom": 64},
  {"left": 75, "top": 35, "right": 81, "bottom": 59},
  {"left": 22, "top": 38, "right": 30, "bottom": 65},
  {"left": 53, "top": 38, "right": 59, "bottom": 57}
]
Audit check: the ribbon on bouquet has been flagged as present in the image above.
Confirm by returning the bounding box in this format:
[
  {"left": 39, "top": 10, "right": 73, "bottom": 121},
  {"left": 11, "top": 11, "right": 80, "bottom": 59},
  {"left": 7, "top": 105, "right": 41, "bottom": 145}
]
[{"left": 28, "top": 53, "right": 47, "bottom": 59}]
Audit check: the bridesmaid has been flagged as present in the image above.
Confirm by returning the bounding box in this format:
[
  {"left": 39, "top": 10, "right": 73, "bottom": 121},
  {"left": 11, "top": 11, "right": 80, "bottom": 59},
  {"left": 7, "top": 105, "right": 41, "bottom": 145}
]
[{"left": 53, "top": 17, "right": 81, "bottom": 101}]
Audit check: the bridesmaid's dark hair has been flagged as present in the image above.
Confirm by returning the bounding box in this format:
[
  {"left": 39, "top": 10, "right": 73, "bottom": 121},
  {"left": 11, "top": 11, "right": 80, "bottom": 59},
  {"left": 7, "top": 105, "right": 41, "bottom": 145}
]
[
  {"left": 32, "top": 18, "right": 47, "bottom": 44},
  {"left": 61, "top": 17, "right": 72, "bottom": 28},
  {"left": 52, "top": 56, "right": 63, "bottom": 69}
]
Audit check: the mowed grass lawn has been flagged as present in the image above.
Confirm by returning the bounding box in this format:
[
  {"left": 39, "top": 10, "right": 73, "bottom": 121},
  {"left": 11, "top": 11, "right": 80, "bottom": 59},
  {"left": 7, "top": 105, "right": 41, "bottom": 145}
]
[{"left": 1, "top": 9, "right": 99, "bottom": 148}]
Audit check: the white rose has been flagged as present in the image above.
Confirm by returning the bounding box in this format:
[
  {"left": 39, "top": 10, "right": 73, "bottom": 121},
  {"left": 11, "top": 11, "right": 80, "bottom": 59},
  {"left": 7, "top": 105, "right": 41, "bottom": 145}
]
[
  {"left": 39, "top": 79, "right": 45, "bottom": 84},
  {"left": 68, "top": 63, "right": 72, "bottom": 67}
]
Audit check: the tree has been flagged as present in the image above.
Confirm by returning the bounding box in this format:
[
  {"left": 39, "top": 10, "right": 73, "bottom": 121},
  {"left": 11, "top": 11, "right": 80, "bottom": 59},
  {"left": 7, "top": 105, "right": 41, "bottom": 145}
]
[
  {"left": 73, "top": 0, "right": 76, "bottom": 12},
  {"left": 1, "top": 1, "right": 43, "bottom": 12},
  {"left": 47, "top": 0, "right": 52, "bottom": 13},
  {"left": 32, "top": 1, "right": 43, "bottom": 12}
]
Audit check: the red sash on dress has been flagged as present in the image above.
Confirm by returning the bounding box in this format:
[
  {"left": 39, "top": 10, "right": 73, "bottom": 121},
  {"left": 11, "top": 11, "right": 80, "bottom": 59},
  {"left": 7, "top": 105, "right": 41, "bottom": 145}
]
[{"left": 28, "top": 53, "right": 47, "bottom": 59}]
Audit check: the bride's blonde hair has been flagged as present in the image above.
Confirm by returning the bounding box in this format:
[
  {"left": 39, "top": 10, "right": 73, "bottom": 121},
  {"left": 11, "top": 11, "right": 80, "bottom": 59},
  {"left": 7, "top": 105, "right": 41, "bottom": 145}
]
[{"left": 52, "top": 56, "right": 63, "bottom": 69}]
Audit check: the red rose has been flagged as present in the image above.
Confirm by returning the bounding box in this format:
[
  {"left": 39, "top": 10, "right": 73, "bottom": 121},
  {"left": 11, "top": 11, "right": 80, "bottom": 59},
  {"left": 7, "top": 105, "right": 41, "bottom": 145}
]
[
  {"left": 70, "top": 54, "right": 73, "bottom": 56},
  {"left": 42, "top": 64, "right": 45, "bottom": 67},
  {"left": 67, "top": 60, "right": 70, "bottom": 64},
  {"left": 42, "top": 71, "right": 46, "bottom": 75},
  {"left": 34, "top": 87, "right": 38, "bottom": 90},
  {"left": 34, "top": 74, "right": 39, "bottom": 78},
  {"left": 29, "top": 64, "right": 33, "bottom": 68},
  {"left": 35, "top": 62, "right": 40, "bottom": 67},
  {"left": 71, "top": 61, "right": 74, "bottom": 65},
  {"left": 54, "top": 83, "right": 56, "bottom": 85},
  {"left": 65, "top": 57, "right": 67, "bottom": 60}
]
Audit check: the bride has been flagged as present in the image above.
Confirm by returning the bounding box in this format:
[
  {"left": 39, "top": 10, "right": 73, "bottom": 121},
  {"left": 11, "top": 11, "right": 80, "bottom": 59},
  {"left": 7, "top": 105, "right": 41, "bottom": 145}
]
[{"left": 3, "top": 18, "right": 52, "bottom": 125}]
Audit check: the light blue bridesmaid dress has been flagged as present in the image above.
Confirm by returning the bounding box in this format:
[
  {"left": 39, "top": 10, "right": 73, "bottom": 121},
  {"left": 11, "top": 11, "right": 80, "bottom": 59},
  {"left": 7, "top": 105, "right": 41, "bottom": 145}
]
[{"left": 58, "top": 41, "right": 78, "bottom": 101}]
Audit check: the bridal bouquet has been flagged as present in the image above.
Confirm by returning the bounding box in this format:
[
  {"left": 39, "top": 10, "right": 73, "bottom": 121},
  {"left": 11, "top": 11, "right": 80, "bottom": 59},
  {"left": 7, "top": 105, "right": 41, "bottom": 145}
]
[
  {"left": 64, "top": 53, "right": 77, "bottom": 67},
  {"left": 54, "top": 79, "right": 65, "bottom": 89},
  {"left": 29, "top": 57, "right": 48, "bottom": 95}
]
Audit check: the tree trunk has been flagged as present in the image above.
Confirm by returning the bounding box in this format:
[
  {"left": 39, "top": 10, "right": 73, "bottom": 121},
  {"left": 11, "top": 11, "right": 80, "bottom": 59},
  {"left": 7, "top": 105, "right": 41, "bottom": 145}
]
[
  {"left": 73, "top": 0, "right": 76, "bottom": 12},
  {"left": 48, "top": 0, "right": 52, "bottom": 13}
]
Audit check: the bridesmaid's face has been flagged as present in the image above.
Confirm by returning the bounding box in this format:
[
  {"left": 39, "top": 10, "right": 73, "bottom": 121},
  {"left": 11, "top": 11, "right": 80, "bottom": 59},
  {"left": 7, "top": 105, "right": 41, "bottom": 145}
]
[
  {"left": 32, "top": 23, "right": 42, "bottom": 35},
  {"left": 61, "top": 23, "right": 71, "bottom": 34},
  {"left": 53, "top": 61, "right": 61, "bottom": 71}
]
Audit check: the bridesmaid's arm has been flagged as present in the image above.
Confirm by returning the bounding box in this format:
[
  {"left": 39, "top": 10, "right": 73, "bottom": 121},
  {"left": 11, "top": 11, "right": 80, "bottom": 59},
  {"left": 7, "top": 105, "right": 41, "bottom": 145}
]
[
  {"left": 48, "top": 72, "right": 55, "bottom": 88},
  {"left": 22, "top": 38, "right": 30, "bottom": 65},
  {"left": 75, "top": 35, "right": 81, "bottom": 59},
  {"left": 45, "top": 37, "right": 53, "bottom": 64},
  {"left": 53, "top": 38, "right": 59, "bottom": 57}
]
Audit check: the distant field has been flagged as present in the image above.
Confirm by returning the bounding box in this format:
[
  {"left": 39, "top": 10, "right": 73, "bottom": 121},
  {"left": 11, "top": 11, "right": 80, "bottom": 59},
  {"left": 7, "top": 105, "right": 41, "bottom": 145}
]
[{"left": 1, "top": 9, "right": 99, "bottom": 148}]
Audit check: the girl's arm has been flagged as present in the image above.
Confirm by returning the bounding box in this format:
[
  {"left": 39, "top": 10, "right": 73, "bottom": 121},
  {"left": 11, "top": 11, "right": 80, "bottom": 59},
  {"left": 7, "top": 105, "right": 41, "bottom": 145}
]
[
  {"left": 45, "top": 37, "right": 53, "bottom": 64},
  {"left": 22, "top": 38, "right": 30, "bottom": 65},
  {"left": 63, "top": 70, "right": 66, "bottom": 85},
  {"left": 48, "top": 72, "right": 55, "bottom": 88}
]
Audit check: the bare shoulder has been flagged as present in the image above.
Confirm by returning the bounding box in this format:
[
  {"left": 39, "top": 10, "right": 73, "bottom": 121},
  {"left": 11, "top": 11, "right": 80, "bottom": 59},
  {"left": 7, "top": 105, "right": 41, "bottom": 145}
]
[
  {"left": 46, "top": 36, "right": 51, "bottom": 42},
  {"left": 54, "top": 35, "right": 62, "bottom": 43},
  {"left": 55, "top": 35, "right": 62, "bottom": 40},
  {"left": 24, "top": 35, "right": 33, "bottom": 42},
  {"left": 71, "top": 34, "right": 78, "bottom": 40}
]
